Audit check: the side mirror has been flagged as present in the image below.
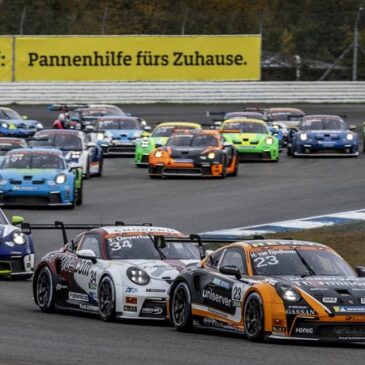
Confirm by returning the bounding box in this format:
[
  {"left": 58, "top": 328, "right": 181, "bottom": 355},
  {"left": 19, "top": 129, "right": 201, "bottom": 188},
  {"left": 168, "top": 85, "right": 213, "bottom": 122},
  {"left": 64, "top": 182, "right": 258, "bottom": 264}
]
[
  {"left": 22, "top": 115, "right": 28, "bottom": 120},
  {"left": 219, "top": 265, "right": 241, "bottom": 279},
  {"left": 11, "top": 215, "right": 24, "bottom": 225},
  {"left": 87, "top": 141, "right": 96, "bottom": 149},
  {"left": 349, "top": 125, "right": 357, "bottom": 131},
  {"left": 77, "top": 249, "right": 97, "bottom": 264},
  {"left": 144, "top": 125, "right": 152, "bottom": 132},
  {"left": 355, "top": 266, "right": 365, "bottom": 277}
]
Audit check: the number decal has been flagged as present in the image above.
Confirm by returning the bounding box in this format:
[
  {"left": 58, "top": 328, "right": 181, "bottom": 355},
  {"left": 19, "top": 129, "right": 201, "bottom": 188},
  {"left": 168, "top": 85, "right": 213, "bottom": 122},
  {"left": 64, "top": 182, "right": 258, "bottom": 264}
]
[
  {"left": 109, "top": 240, "right": 133, "bottom": 251},
  {"left": 233, "top": 287, "right": 242, "bottom": 301},
  {"left": 254, "top": 255, "right": 279, "bottom": 268}
]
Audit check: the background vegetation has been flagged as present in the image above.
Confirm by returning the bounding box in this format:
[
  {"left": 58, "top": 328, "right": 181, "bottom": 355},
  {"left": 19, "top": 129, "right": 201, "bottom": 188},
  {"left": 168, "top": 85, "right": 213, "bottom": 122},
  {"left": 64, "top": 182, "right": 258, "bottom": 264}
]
[{"left": 1, "top": 0, "right": 365, "bottom": 80}]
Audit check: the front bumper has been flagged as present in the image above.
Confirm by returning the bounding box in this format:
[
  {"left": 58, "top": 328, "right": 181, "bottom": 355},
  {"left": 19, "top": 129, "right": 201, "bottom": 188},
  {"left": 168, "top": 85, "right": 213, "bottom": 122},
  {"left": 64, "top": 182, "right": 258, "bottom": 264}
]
[
  {"left": 293, "top": 141, "right": 358, "bottom": 156},
  {"left": 101, "top": 141, "right": 136, "bottom": 156},
  {"left": 149, "top": 162, "right": 224, "bottom": 177},
  {"left": 235, "top": 147, "right": 278, "bottom": 161},
  {"left": 135, "top": 154, "right": 149, "bottom": 166},
  {"left": 0, "top": 254, "right": 34, "bottom": 277}
]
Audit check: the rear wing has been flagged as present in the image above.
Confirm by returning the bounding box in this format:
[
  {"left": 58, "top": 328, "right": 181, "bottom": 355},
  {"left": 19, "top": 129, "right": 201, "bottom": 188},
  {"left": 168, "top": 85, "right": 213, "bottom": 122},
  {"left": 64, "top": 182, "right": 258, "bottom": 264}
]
[{"left": 21, "top": 221, "right": 153, "bottom": 245}]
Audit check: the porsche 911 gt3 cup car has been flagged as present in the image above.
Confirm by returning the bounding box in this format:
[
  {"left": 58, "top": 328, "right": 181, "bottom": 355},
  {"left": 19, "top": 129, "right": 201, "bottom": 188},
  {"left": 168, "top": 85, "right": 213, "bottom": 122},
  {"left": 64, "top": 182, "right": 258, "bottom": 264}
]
[
  {"left": 168, "top": 239, "right": 365, "bottom": 343},
  {"left": 287, "top": 115, "right": 358, "bottom": 157},
  {"left": 93, "top": 116, "right": 150, "bottom": 156},
  {"left": 220, "top": 118, "right": 279, "bottom": 161},
  {"left": 148, "top": 129, "right": 238, "bottom": 178},
  {"left": 266, "top": 107, "right": 305, "bottom": 129},
  {"left": 30, "top": 129, "right": 103, "bottom": 178},
  {"left": 135, "top": 122, "right": 202, "bottom": 167},
  {"left": 0, "top": 107, "right": 43, "bottom": 138},
  {"left": 0, "top": 148, "right": 82, "bottom": 207},
  {"left": 30, "top": 223, "right": 202, "bottom": 321},
  {"left": 0, "top": 211, "right": 34, "bottom": 279}
]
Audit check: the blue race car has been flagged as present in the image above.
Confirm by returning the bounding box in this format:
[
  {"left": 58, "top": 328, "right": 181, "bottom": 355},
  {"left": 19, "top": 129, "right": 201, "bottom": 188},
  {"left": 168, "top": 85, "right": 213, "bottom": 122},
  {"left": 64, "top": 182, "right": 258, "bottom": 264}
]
[
  {"left": 0, "top": 107, "right": 43, "bottom": 138},
  {"left": 0, "top": 148, "right": 81, "bottom": 207},
  {"left": 0, "top": 211, "right": 34, "bottom": 279},
  {"left": 287, "top": 115, "right": 359, "bottom": 157},
  {"left": 92, "top": 116, "right": 150, "bottom": 156}
]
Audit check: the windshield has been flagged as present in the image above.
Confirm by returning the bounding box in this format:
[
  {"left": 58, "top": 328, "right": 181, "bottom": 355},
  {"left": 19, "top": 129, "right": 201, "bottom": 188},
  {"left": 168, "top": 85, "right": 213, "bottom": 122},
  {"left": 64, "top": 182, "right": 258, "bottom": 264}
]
[
  {"left": 223, "top": 121, "right": 268, "bottom": 134},
  {"left": 250, "top": 248, "right": 354, "bottom": 277},
  {"left": 225, "top": 112, "right": 265, "bottom": 120},
  {"left": 0, "top": 141, "right": 26, "bottom": 155},
  {"left": 300, "top": 118, "right": 347, "bottom": 131},
  {"left": 0, "top": 109, "right": 22, "bottom": 120},
  {"left": 32, "top": 132, "right": 83, "bottom": 151},
  {"left": 269, "top": 112, "right": 304, "bottom": 121},
  {"left": 152, "top": 126, "right": 197, "bottom": 137},
  {"left": 97, "top": 119, "right": 140, "bottom": 130},
  {"left": 2, "top": 152, "right": 65, "bottom": 169},
  {"left": 107, "top": 235, "right": 200, "bottom": 260},
  {"left": 167, "top": 134, "right": 218, "bottom": 147}
]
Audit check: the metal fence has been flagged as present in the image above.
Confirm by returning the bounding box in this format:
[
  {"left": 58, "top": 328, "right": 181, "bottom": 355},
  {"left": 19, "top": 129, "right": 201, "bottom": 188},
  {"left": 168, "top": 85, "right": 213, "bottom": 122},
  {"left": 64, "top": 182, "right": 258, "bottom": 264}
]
[{"left": 1, "top": 81, "right": 365, "bottom": 104}]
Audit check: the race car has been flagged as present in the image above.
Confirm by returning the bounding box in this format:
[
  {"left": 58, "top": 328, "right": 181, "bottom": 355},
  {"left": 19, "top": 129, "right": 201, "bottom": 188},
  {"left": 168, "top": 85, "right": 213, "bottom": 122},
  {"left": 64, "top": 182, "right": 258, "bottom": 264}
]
[
  {"left": 0, "top": 148, "right": 82, "bottom": 207},
  {"left": 135, "top": 122, "right": 202, "bottom": 167},
  {"left": 266, "top": 107, "right": 305, "bottom": 129},
  {"left": 220, "top": 118, "right": 279, "bottom": 162},
  {"left": 168, "top": 239, "right": 365, "bottom": 343},
  {"left": 148, "top": 129, "right": 238, "bottom": 178},
  {"left": 0, "top": 211, "right": 34, "bottom": 279},
  {"left": 30, "top": 129, "right": 103, "bottom": 178},
  {"left": 287, "top": 115, "right": 358, "bottom": 157},
  {"left": 30, "top": 222, "right": 203, "bottom": 321},
  {"left": 0, "top": 137, "right": 27, "bottom": 164},
  {"left": 92, "top": 116, "right": 150, "bottom": 156},
  {"left": 0, "top": 107, "right": 43, "bottom": 138}
]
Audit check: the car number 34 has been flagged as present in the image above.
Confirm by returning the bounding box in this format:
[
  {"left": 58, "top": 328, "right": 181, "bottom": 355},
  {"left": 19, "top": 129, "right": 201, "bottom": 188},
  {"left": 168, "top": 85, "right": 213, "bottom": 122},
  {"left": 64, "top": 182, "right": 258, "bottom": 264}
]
[{"left": 110, "top": 240, "right": 133, "bottom": 251}]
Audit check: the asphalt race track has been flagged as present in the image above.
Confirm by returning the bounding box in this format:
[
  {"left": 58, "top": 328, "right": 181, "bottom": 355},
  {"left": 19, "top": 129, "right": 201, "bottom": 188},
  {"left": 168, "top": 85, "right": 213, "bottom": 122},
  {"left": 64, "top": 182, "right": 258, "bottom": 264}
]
[{"left": 1, "top": 104, "right": 365, "bottom": 365}]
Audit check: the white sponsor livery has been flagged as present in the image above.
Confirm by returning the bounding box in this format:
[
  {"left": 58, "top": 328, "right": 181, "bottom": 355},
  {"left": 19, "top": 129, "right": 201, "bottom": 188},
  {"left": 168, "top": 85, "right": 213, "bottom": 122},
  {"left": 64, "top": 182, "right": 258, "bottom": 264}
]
[
  {"left": 295, "top": 327, "right": 314, "bottom": 334},
  {"left": 102, "top": 226, "right": 183, "bottom": 235}
]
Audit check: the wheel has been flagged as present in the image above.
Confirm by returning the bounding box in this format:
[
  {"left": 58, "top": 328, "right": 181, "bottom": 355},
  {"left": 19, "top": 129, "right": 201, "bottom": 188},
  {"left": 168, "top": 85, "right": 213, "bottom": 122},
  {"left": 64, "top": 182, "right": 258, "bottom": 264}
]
[
  {"left": 84, "top": 159, "right": 91, "bottom": 180},
  {"left": 95, "top": 157, "right": 103, "bottom": 177},
  {"left": 171, "top": 282, "right": 193, "bottom": 332},
  {"left": 98, "top": 276, "right": 116, "bottom": 321},
  {"left": 36, "top": 266, "right": 55, "bottom": 312},
  {"left": 76, "top": 182, "right": 83, "bottom": 206},
  {"left": 219, "top": 157, "right": 227, "bottom": 178},
  {"left": 244, "top": 292, "right": 264, "bottom": 341},
  {"left": 231, "top": 158, "right": 239, "bottom": 177}
]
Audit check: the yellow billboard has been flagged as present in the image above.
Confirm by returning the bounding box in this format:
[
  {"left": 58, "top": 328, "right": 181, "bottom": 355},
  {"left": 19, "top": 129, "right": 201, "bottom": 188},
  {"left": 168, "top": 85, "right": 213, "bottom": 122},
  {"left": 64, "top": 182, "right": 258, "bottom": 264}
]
[
  {"left": 15, "top": 36, "right": 261, "bottom": 81},
  {"left": 0, "top": 37, "right": 13, "bottom": 82}
]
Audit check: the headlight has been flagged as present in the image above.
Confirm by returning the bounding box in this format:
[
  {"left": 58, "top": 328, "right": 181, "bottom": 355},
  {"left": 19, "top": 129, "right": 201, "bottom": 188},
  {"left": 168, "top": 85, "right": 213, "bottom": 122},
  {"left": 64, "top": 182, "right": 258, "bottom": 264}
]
[
  {"left": 265, "top": 137, "right": 274, "bottom": 145},
  {"left": 70, "top": 151, "right": 81, "bottom": 159},
  {"left": 127, "top": 267, "right": 150, "bottom": 285},
  {"left": 1, "top": 122, "right": 8, "bottom": 129},
  {"left": 300, "top": 133, "right": 308, "bottom": 141},
  {"left": 36, "top": 122, "right": 43, "bottom": 129},
  {"left": 346, "top": 133, "right": 354, "bottom": 141},
  {"left": 55, "top": 173, "right": 67, "bottom": 184},
  {"left": 207, "top": 152, "right": 215, "bottom": 159},
  {"left": 276, "top": 284, "right": 301, "bottom": 302},
  {"left": 12, "top": 231, "right": 26, "bottom": 245},
  {"left": 96, "top": 133, "right": 105, "bottom": 140},
  {"left": 155, "top": 150, "right": 163, "bottom": 158}
]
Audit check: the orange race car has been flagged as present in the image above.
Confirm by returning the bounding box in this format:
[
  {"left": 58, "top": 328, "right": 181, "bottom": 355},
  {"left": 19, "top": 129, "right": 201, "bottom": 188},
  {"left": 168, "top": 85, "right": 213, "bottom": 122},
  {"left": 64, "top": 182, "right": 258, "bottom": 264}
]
[
  {"left": 168, "top": 239, "right": 365, "bottom": 342},
  {"left": 148, "top": 129, "right": 238, "bottom": 178}
]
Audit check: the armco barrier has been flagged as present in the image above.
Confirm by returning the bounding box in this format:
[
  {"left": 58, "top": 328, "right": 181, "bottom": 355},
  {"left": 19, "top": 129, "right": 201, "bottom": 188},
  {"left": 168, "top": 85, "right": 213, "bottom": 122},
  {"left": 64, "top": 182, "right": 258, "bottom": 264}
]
[{"left": 1, "top": 81, "right": 365, "bottom": 104}]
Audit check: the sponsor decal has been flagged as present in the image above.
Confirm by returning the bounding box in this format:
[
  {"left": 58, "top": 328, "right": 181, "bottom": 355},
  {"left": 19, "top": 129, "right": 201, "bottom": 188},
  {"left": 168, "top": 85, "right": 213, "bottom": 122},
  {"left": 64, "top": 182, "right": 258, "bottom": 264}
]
[
  {"left": 286, "top": 305, "right": 316, "bottom": 316},
  {"left": 146, "top": 288, "right": 166, "bottom": 293},
  {"left": 322, "top": 297, "right": 337, "bottom": 304},
  {"left": 124, "top": 305, "right": 137, "bottom": 312},
  {"left": 333, "top": 306, "right": 365, "bottom": 313},
  {"left": 202, "top": 318, "right": 236, "bottom": 331},
  {"left": 79, "top": 304, "right": 99, "bottom": 312},
  {"left": 55, "top": 283, "right": 68, "bottom": 291},
  {"left": 89, "top": 283, "right": 97, "bottom": 290},
  {"left": 345, "top": 315, "right": 365, "bottom": 321},
  {"left": 292, "top": 278, "right": 365, "bottom": 289},
  {"left": 295, "top": 327, "right": 314, "bottom": 335},
  {"left": 207, "top": 307, "right": 229, "bottom": 318},
  {"left": 141, "top": 306, "right": 163, "bottom": 315},
  {"left": 272, "top": 326, "right": 287, "bottom": 333},
  {"left": 212, "top": 277, "right": 230, "bottom": 290},
  {"left": 43, "top": 253, "right": 92, "bottom": 276},
  {"left": 202, "top": 288, "right": 231, "bottom": 307},
  {"left": 69, "top": 292, "right": 88, "bottom": 302},
  {"left": 125, "top": 287, "right": 138, "bottom": 294}
]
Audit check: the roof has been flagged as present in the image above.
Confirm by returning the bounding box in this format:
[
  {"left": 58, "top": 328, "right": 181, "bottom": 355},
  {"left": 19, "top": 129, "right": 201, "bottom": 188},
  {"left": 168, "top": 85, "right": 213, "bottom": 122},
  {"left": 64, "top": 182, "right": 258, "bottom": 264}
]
[
  {"left": 9, "top": 147, "right": 63, "bottom": 155},
  {"left": 234, "top": 239, "right": 327, "bottom": 249},
  {"left": 100, "top": 226, "right": 184, "bottom": 237},
  {"left": 36, "top": 129, "right": 83, "bottom": 136},
  {"left": 223, "top": 118, "right": 266, "bottom": 126},
  {"left": 268, "top": 108, "right": 305, "bottom": 114},
  {"left": 303, "top": 114, "right": 342, "bottom": 120},
  {"left": 155, "top": 122, "right": 201, "bottom": 128},
  {"left": 96, "top": 116, "right": 139, "bottom": 121}
]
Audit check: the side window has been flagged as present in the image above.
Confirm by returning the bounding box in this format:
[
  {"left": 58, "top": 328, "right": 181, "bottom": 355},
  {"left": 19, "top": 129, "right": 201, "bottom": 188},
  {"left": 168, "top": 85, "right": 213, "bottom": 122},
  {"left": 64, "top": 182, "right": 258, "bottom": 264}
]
[
  {"left": 78, "top": 234, "right": 101, "bottom": 258},
  {"left": 219, "top": 248, "right": 246, "bottom": 274},
  {"left": 67, "top": 233, "right": 83, "bottom": 252},
  {"left": 205, "top": 249, "right": 224, "bottom": 270}
]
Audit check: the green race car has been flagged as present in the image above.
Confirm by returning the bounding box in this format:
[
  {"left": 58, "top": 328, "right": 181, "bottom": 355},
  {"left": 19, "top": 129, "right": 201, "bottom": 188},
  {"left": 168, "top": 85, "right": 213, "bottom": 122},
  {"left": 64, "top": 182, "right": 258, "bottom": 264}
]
[
  {"left": 220, "top": 118, "right": 279, "bottom": 161},
  {"left": 134, "top": 121, "right": 201, "bottom": 167}
]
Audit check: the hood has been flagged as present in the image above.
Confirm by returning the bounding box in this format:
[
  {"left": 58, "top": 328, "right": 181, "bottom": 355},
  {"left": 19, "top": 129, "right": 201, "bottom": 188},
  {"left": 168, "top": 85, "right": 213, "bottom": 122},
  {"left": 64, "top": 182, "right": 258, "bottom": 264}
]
[
  {"left": 303, "top": 130, "right": 349, "bottom": 139},
  {"left": 106, "top": 129, "right": 141, "bottom": 140},
  {"left": 225, "top": 132, "right": 267, "bottom": 144},
  {"left": 168, "top": 146, "right": 209, "bottom": 158},
  {"left": 114, "top": 259, "right": 198, "bottom": 281},
  {"left": 275, "top": 275, "right": 365, "bottom": 315},
  {"left": 1, "top": 168, "right": 61, "bottom": 180}
]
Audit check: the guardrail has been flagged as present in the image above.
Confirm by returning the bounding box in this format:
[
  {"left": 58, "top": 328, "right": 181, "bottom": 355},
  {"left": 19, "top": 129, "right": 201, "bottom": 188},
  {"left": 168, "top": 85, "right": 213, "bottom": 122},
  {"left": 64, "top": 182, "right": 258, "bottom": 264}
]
[{"left": 1, "top": 81, "right": 365, "bottom": 104}]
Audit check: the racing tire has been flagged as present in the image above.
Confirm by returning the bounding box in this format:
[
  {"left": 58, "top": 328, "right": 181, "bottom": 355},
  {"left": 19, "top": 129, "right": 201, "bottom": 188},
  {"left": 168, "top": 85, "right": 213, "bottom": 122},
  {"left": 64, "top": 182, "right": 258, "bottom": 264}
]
[
  {"left": 231, "top": 160, "right": 239, "bottom": 177},
  {"left": 171, "top": 282, "right": 193, "bottom": 332},
  {"left": 95, "top": 157, "right": 103, "bottom": 177},
  {"left": 84, "top": 160, "right": 91, "bottom": 180},
  {"left": 35, "top": 266, "right": 55, "bottom": 313},
  {"left": 287, "top": 146, "right": 293, "bottom": 156},
  {"left": 243, "top": 292, "right": 264, "bottom": 342},
  {"left": 219, "top": 157, "right": 227, "bottom": 179},
  {"left": 76, "top": 183, "right": 83, "bottom": 206},
  {"left": 98, "top": 276, "right": 116, "bottom": 322}
]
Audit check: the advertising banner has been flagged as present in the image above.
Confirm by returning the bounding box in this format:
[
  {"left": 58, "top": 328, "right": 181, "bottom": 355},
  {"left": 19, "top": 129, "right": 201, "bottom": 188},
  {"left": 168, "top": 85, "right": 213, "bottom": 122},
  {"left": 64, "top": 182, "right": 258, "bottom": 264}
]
[
  {"left": 0, "top": 37, "right": 13, "bottom": 82},
  {"left": 15, "top": 36, "right": 261, "bottom": 81}
]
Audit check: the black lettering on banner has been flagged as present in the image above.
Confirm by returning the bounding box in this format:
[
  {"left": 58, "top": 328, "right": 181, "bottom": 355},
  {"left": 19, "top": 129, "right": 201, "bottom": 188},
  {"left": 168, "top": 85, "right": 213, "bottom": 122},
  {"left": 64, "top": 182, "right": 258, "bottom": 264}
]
[
  {"left": 28, "top": 52, "right": 38, "bottom": 66},
  {"left": 173, "top": 52, "right": 183, "bottom": 66}
]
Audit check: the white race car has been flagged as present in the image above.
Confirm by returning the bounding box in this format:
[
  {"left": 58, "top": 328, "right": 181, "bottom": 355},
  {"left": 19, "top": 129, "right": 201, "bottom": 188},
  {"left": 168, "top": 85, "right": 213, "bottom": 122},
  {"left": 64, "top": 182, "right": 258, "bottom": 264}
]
[{"left": 30, "top": 223, "right": 202, "bottom": 321}]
